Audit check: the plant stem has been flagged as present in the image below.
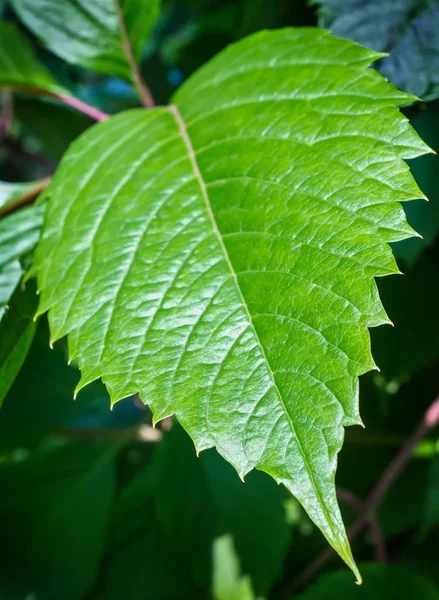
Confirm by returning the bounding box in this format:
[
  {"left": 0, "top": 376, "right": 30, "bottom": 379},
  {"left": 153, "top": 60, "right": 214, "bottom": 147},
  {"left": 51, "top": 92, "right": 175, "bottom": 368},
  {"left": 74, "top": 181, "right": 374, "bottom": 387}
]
[
  {"left": 113, "top": 0, "right": 155, "bottom": 108},
  {"left": 0, "top": 90, "right": 13, "bottom": 140},
  {"left": 0, "top": 177, "right": 51, "bottom": 218},
  {"left": 57, "top": 95, "right": 109, "bottom": 121},
  {"left": 282, "top": 395, "right": 439, "bottom": 597}
]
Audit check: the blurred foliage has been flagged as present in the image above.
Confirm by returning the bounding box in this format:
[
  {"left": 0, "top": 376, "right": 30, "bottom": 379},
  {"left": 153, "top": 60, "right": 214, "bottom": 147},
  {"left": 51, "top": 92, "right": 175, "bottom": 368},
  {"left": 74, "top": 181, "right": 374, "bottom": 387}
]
[{"left": 0, "top": 0, "right": 439, "bottom": 599}]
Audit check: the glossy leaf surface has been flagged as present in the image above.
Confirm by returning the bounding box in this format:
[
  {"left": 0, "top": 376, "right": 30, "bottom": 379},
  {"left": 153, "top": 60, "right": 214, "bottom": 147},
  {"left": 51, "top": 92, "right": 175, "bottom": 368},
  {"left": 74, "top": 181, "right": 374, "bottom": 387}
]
[
  {"left": 0, "top": 204, "right": 44, "bottom": 320},
  {"left": 10, "top": 0, "right": 160, "bottom": 80},
  {"left": 0, "top": 20, "right": 64, "bottom": 94},
  {"left": 32, "top": 29, "right": 429, "bottom": 576}
]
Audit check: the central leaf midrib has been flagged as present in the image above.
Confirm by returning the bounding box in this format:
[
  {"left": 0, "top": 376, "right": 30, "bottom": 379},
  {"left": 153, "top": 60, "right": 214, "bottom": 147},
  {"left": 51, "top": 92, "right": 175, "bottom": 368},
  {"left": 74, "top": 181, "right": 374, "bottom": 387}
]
[{"left": 168, "top": 103, "right": 342, "bottom": 548}]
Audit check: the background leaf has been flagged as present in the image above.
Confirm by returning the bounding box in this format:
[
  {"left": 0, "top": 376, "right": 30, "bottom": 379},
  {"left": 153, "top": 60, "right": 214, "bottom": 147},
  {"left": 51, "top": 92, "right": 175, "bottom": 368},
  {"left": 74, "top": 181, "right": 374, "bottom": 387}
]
[
  {"left": 0, "top": 203, "right": 44, "bottom": 319},
  {"left": 0, "top": 443, "right": 116, "bottom": 600},
  {"left": 212, "top": 535, "right": 261, "bottom": 600},
  {"left": 0, "top": 20, "right": 64, "bottom": 94},
  {"left": 295, "top": 563, "right": 439, "bottom": 599},
  {"left": 0, "top": 282, "right": 37, "bottom": 407},
  {"left": 31, "top": 28, "right": 430, "bottom": 575},
  {"left": 9, "top": 0, "right": 161, "bottom": 81},
  {"left": 0, "top": 318, "right": 109, "bottom": 454},
  {"left": 154, "top": 424, "right": 290, "bottom": 595},
  {"left": 313, "top": 0, "right": 439, "bottom": 100}
]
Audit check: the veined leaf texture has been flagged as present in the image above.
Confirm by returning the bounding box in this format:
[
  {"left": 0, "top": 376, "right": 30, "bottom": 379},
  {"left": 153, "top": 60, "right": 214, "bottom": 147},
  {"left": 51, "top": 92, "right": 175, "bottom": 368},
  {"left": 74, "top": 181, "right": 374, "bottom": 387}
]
[{"left": 31, "top": 29, "right": 430, "bottom": 577}]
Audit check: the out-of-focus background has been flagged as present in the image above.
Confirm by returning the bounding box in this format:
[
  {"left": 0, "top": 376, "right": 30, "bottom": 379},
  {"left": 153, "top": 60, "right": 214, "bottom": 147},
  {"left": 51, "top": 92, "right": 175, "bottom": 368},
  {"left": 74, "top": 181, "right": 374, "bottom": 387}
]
[{"left": 0, "top": 1, "right": 439, "bottom": 599}]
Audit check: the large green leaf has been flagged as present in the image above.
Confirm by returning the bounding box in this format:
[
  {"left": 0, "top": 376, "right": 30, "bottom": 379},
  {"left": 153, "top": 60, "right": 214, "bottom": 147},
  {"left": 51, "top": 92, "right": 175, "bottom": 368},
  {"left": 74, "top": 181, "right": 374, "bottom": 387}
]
[
  {"left": 31, "top": 29, "right": 430, "bottom": 577},
  {"left": 0, "top": 20, "right": 64, "bottom": 94},
  {"left": 9, "top": 0, "right": 160, "bottom": 81},
  {"left": 313, "top": 0, "right": 439, "bottom": 100},
  {"left": 0, "top": 204, "right": 44, "bottom": 320}
]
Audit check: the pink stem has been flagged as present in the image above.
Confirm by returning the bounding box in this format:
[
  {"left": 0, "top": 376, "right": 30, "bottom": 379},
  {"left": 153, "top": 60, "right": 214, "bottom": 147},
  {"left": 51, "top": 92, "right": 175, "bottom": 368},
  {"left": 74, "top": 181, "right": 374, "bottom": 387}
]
[
  {"left": 57, "top": 95, "right": 109, "bottom": 122},
  {"left": 369, "top": 518, "right": 387, "bottom": 563},
  {"left": 281, "top": 395, "right": 439, "bottom": 598}
]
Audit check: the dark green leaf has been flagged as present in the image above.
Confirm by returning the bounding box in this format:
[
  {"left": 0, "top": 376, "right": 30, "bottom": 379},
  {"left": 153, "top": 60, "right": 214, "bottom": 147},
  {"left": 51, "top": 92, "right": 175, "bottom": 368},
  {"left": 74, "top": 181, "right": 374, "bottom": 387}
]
[
  {"left": 0, "top": 282, "right": 37, "bottom": 407},
  {"left": 422, "top": 456, "right": 439, "bottom": 534},
  {"left": 371, "top": 253, "right": 439, "bottom": 381},
  {"left": 0, "top": 443, "right": 115, "bottom": 600},
  {"left": 394, "top": 101, "right": 439, "bottom": 264},
  {"left": 314, "top": 0, "right": 439, "bottom": 100},
  {"left": 155, "top": 424, "right": 289, "bottom": 595},
  {"left": 0, "top": 318, "right": 108, "bottom": 454},
  {"left": 96, "top": 460, "right": 206, "bottom": 600},
  {"left": 296, "top": 563, "right": 439, "bottom": 599}
]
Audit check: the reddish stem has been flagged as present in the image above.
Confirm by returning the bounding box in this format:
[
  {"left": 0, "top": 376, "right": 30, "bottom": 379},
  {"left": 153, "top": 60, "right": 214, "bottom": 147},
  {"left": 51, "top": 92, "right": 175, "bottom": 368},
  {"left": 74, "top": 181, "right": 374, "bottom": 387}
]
[
  {"left": 0, "top": 90, "right": 13, "bottom": 140},
  {"left": 282, "top": 395, "right": 439, "bottom": 597},
  {"left": 112, "top": 0, "right": 155, "bottom": 108},
  {"left": 57, "top": 95, "right": 109, "bottom": 122}
]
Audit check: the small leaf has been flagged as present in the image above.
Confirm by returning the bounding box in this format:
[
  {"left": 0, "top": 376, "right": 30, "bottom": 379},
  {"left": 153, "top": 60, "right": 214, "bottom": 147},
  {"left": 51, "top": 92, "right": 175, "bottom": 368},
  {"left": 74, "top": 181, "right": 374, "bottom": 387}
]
[
  {"left": 32, "top": 29, "right": 430, "bottom": 576},
  {"left": 0, "top": 20, "right": 64, "bottom": 94},
  {"left": 296, "top": 563, "right": 439, "bottom": 599},
  {"left": 0, "top": 203, "right": 44, "bottom": 320},
  {"left": 9, "top": 0, "right": 160, "bottom": 81},
  {"left": 313, "top": 0, "right": 439, "bottom": 100},
  {"left": 213, "top": 535, "right": 261, "bottom": 600},
  {"left": 0, "top": 282, "right": 37, "bottom": 408}
]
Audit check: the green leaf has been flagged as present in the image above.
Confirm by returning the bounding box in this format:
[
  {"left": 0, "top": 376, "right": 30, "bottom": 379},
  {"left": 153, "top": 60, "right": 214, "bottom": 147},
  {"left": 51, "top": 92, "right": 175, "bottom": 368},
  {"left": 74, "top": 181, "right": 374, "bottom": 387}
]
[
  {"left": 0, "top": 20, "right": 64, "bottom": 94},
  {"left": 0, "top": 318, "right": 108, "bottom": 454},
  {"left": 154, "top": 424, "right": 289, "bottom": 595},
  {"left": 371, "top": 253, "right": 439, "bottom": 381},
  {"left": 0, "top": 204, "right": 44, "bottom": 320},
  {"left": 394, "top": 101, "right": 439, "bottom": 265},
  {"left": 97, "top": 460, "right": 206, "bottom": 600},
  {"left": 0, "top": 180, "right": 37, "bottom": 211},
  {"left": 313, "top": 0, "right": 439, "bottom": 100},
  {"left": 0, "top": 282, "right": 37, "bottom": 408},
  {"left": 296, "top": 563, "right": 439, "bottom": 599},
  {"left": 31, "top": 28, "right": 430, "bottom": 577},
  {"left": 0, "top": 443, "right": 115, "bottom": 600},
  {"left": 213, "top": 535, "right": 262, "bottom": 600},
  {"left": 9, "top": 0, "right": 160, "bottom": 81}
]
